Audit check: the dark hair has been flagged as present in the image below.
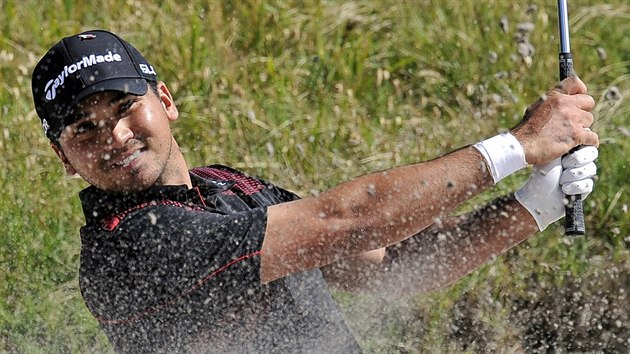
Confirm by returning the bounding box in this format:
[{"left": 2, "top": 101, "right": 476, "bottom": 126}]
[{"left": 148, "top": 80, "right": 158, "bottom": 95}]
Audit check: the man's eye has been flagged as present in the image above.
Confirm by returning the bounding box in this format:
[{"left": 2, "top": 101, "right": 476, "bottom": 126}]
[
  {"left": 118, "top": 98, "right": 137, "bottom": 115},
  {"left": 74, "top": 121, "right": 97, "bottom": 135}
]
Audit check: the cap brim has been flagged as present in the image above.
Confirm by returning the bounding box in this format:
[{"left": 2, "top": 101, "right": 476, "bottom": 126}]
[{"left": 62, "top": 78, "right": 149, "bottom": 127}]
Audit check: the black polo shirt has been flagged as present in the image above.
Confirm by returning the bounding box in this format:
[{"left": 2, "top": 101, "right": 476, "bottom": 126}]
[{"left": 78, "top": 165, "right": 361, "bottom": 353}]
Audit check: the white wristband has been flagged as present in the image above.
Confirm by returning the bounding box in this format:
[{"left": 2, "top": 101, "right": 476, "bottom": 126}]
[{"left": 473, "top": 133, "right": 527, "bottom": 184}]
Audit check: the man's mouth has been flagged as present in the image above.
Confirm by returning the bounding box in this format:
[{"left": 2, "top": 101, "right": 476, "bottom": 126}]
[{"left": 112, "top": 149, "right": 142, "bottom": 168}]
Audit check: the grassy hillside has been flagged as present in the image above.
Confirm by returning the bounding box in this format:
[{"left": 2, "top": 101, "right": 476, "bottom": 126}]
[{"left": 1, "top": 0, "right": 629, "bottom": 352}]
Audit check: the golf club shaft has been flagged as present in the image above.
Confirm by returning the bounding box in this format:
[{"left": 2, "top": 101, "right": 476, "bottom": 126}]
[
  {"left": 558, "top": 0, "right": 573, "bottom": 78},
  {"left": 558, "top": 0, "right": 585, "bottom": 236}
]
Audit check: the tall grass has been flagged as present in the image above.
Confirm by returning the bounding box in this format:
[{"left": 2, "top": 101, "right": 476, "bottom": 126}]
[{"left": 1, "top": 0, "right": 629, "bottom": 352}]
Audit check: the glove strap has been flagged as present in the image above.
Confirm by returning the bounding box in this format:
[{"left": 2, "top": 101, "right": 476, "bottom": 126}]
[{"left": 473, "top": 133, "right": 527, "bottom": 184}]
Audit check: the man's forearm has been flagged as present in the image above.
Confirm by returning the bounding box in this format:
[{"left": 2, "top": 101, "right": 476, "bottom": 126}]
[
  {"left": 348, "top": 195, "right": 539, "bottom": 297},
  {"left": 262, "top": 146, "right": 494, "bottom": 283}
]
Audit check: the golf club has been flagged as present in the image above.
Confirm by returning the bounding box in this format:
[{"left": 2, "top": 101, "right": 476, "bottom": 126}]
[{"left": 558, "top": 0, "right": 585, "bottom": 236}]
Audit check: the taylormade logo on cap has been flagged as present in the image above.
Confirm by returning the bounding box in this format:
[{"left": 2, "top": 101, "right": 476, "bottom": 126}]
[{"left": 44, "top": 51, "right": 123, "bottom": 101}]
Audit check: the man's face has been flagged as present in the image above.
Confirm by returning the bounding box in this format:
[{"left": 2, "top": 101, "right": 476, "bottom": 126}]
[{"left": 54, "top": 82, "right": 182, "bottom": 192}]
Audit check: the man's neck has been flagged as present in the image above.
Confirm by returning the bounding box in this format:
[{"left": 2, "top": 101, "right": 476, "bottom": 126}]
[{"left": 155, "top": 139, "right": 193, "bottom": 189}]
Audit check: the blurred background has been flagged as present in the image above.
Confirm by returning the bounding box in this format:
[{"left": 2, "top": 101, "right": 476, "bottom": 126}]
[{"left": 1, "top": 0, "right": 629, "bottom": 352}]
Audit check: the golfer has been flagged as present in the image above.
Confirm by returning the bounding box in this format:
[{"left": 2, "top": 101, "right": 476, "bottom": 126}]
[{"left": 31, "top": 30, "right": 598, "bottom": 353}]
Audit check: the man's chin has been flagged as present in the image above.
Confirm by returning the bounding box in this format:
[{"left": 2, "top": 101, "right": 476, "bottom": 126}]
[{"left": 96, "top": 175, "right": 159, "bottom": 193}]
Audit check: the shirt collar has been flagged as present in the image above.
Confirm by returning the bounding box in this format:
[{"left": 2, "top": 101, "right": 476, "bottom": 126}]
[{"left": 79, "top": 171, "right": 233, "bottom": 225}]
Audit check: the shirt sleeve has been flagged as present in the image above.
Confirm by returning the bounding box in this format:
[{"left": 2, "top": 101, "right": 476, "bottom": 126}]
[
  {"left": 257, "top": 177, "right": 302, "bottom": 202},
  {"left": 80, "top": 204, "right": 268, "bottom": 322}
]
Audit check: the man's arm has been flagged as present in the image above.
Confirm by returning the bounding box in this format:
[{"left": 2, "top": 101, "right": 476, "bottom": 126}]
[
  {"left": 322, "top": 144, "right": 598, "bottom": 295},
  {"left": 321, "top": 195, "right": 538, "bottom": 296},
  {"left": 262, "top": 146, "right": 494, "bottom": 283},
  {"left": 260, "top": 76, "right": 597, "bottom": 284}
]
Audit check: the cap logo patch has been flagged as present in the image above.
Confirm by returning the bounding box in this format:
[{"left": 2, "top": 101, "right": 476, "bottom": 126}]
[
  {"left": 44, "top": 51, "right": 123, "bottom": 101},
  {"left": 139, "top": 63, "right": 156, "bottom": 75}
]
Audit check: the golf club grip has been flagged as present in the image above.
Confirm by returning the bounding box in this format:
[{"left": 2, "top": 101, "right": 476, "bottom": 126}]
[
  {"left": 559, "top": 52, "right": 585, "bottom": 235},
  {"left": 559, "top": 52, "right": 574, "bottom": 79},
  {"left": 565, "top": 194, "right": 585, "bottom": 235}
]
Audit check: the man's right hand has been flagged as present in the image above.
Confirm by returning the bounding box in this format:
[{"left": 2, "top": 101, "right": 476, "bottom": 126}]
[{"left": 511, "top": 76, "right": 599, "bottom": 165}]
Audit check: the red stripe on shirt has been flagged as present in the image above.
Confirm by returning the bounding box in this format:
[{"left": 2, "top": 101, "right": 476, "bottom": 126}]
[{"left": 191, "top": 167, "right": 263, "bottom": 195}]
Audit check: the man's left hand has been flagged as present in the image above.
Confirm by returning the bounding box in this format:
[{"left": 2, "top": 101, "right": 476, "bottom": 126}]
[{"left": 515, "top": 145, "right": 598, "bottom": 231}]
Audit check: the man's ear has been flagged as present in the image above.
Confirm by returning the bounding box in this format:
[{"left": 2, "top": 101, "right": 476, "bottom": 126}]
[
  {"left": 51, "top": 144, "right": 77, "bottom": 176},
  {"left": 156, "top": 81, "right": 179, "bottom": 121}
]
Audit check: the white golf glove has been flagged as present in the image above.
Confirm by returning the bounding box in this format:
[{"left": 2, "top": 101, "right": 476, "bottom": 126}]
[{"left": 515, "top": 146, "right": 598, "bottom": 231}]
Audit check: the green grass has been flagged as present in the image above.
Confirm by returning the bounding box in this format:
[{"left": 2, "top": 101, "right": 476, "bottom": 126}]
[{"left": 1, "top": 0, "right": 629, "bottom": 352}]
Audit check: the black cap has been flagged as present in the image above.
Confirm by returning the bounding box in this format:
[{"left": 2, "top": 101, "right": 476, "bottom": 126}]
[{"left": 31, "top": 30, "right": 158, "bottom": 142}]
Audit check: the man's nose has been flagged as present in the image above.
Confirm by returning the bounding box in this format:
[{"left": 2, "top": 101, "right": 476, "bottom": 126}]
[{"left": 110, "top": 117, "right": 133, "bottom": 146}]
